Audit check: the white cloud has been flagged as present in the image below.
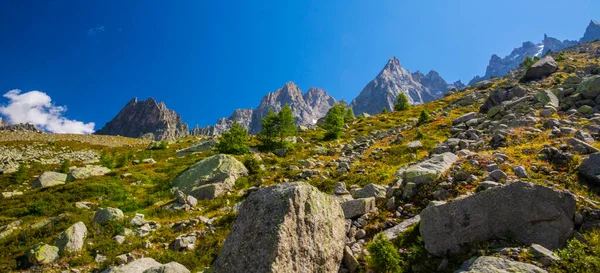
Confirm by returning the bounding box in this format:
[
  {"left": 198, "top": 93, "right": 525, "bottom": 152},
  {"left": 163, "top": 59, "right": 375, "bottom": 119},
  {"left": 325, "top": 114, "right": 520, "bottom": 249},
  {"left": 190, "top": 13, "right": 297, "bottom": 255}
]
[
  {"left": 0, "top": 89, "right": 95, "bottom": 134},
  {"left": 87, "top": 26, "right": 106, "bottom": 36}
]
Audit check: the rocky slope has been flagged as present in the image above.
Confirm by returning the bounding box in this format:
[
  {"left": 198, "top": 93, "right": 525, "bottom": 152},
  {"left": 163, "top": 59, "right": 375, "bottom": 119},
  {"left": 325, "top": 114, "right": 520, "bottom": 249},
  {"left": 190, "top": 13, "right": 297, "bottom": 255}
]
[
  {"left": 1, "top": 39, "right": 600, "bottom": 273},
  {"left": 96, "top": 98, "right": 189, "bottom": 141},
  {"left": 350, "top": 57, "right": 461, "bottom": 115}
]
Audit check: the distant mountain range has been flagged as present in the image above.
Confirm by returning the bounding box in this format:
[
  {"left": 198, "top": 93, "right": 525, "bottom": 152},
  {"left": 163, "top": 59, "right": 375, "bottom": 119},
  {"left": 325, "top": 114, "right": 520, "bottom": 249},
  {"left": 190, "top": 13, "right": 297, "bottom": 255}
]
[
  {"left": 96, "top": 20, "right": 600, "bottom": 140},
  {"left": 469, "top": 20, "right": 600, "bottom": 85}
]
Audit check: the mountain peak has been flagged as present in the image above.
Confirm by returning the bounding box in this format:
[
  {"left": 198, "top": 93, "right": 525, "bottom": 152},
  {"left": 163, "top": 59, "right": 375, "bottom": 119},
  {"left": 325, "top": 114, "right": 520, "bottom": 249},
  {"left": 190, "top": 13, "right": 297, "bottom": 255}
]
[
  {"left": 581, "top": 19, "right": 600, "bottom": 42},
  {"left": 384, "top": 57, "right": 401, "bottom": 71},
  {"left": 96, "top": 97, "right": 189, "bottom": 140}
]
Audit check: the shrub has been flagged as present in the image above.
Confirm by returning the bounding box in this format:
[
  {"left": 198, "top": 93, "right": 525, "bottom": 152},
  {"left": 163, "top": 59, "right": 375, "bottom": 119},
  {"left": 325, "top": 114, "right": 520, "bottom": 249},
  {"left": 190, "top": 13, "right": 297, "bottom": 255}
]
[
  {"left": 394, "top": 92, "right": 410, "bottom": 111},
  {"left": 381, "top": 107, "right": 389, "bottom": 114},
  {"left": 551, "top": 230, "right": 600, "bottom": 272},
  {"left": 12, "top": 164, "right": 28, "bottom": 184},
  {"left": 555, "top": 52, "right": 566, "bottom": 62},
  {"left": 417, "top": 110, "right": 432, "bottom": 125},
  {"left": 521, "top": 55, "right": 540, "bottom": 69},
  {"left": 258, "top": 104, "right": 297, "bottom": 151},
  {"left": 242, "top": 155, "right": 263, "bottom": 175},
  {"left": 415, "top": 130, "right": 425, "bottom": 139},
  {"left": 100, "top": 152, "right": 116, "bottom": 169},
  {"left": 115, "top": 151, "right": 134, "bottom": 168},
  {"left": 217, "top": 120, "right": 250, "bottom": 155},
  {"left": 59, "top": 159, "right": 71, "bottom": 173},
  {"left": 367, "top": 233, "right": 401, "bottom": 273},
  {"left": 151, "top": 140, "right": 169, "bottom": 150}
]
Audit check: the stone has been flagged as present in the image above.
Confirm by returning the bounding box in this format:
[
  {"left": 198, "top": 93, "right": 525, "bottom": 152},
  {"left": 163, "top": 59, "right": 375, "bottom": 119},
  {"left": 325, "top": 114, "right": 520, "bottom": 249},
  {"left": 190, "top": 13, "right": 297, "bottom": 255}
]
[
  {"left": 68, "top": 165, "right": 111, "bottom": 180},
  {"left": 576, "top": 75, "right": 600, "bottom": 100},
  {"left": 530, "top": 243, "right": 560, "bottom": 265},
  {"left": 534, "top": 90, "right": 559, "bottom": 109},
  {"left": 480, "top": 86, "right": 527, "bottom": 113},
  {"left": 420, "top": 181, "right": 575, "bottom": 255},
  {"left": 172, "top": 154, "right": 248, "bottom": 200},
  {"left": 176, "top": 138, "right": 218, "bottom": 157},
  {"left": 578, "top": 153, "right": 600, "bottom": 186},
  {"left": 170, "top": 234, "right": 197, "bottom": 251},
  {"left": 406, "top": 141, "right": 422, "bottom": 148},
  {"left": 513, "top": 166, "right": 529, "bottom": 178},
  {"left": 55, "top": 221, "right": 87, "bottom": 253},
  {"left": 130, "top": 214, "right": 146, "bottom": 227},
  {"left": 25, "top": 243, "right": 59, "bottom": 265},
  {"left": 334, "top": 182, "right": 349, "bottom": 195},
  {"left": 341, "top": 197, "right": 376, "bottom": 219},
  {"left": 114, "top": 235, "right": 126, "bottom": 244},
  {"left": 93, "top": 207, "right": 125, "bottom": 225},
  {"left": 382, "top": 215, "right": 421, "bottom": 241},
  {"left": 478, "top": 181, "right": 501, "bottom": 190},
  {"left": 0, "top": 191, "right": 23, "bottom": 199},
  {"left": 211, "top": 182, "right": 346, "bottom": 273},
  {"left": 578, "top": 105, "right": 595, "bottom": 115},
  {"left": 488, "top": 169, "right": 508, "bottom": 182},
  {"left": 523, "top": 56, "right": 558, "bottom": 81},
  {"left": 452, "top": 112, "right": 478, "bottom": 125},
  {"left": 143, "top": 262, "right": 191, "bottom": 273},
  {"left": 397, "top": 152, "right": 458, "bottom": 185},
  {"left": 455, "top": 256, "right": 547, "bottom": 273},
  {"left": 350, "top": 183, "right": 386, "bottom": 200},
  {"left": 32, "top": 171, "right": 68, "bottom": 189},
  {"left": 343, "top": 246, "right": 359, "bottom": 273},
  {"left": 103, "top": 257, "right": 163, "bottom": 273}
]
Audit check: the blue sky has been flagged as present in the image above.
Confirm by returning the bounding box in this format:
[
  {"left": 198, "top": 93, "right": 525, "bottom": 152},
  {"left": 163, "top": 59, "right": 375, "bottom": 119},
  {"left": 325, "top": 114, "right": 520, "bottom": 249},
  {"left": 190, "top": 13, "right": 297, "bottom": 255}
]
[{"left": 0, "top": 0, "right": 598, "bottom": 132}]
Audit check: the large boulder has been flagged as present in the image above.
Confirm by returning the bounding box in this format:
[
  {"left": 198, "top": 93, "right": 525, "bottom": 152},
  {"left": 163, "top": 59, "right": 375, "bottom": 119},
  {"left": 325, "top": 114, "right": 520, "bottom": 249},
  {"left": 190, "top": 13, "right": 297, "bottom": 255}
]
[
  {"left": 397, "top": 152, "right": 458, "bottom": 185},
  {"left": 55, "top": 221, "right": 87, "bottom": 253},
  {"left": 143, "top": 262, "right": 190, "bottom": 273},
  {"left": 479, "top": 86, "right": 527, "bottom": 113},
  {"left": 578, "top": 153, "right": 600, "bottom": 186},
  {"left": 176, "top": 138, "right": 218, "bottom": 157},
  {"left": 102, "top": 258, "right": 162, "bottom": 273},
  {"left": 32, "top": 171, "right": 68, "bottom": 189},
  {"left": 420, "top": 181, "right": 575, "bottom": 256},
  {"left": 25, "top": 243, "right": 59, "bottom": 265},
  {"left": 93, "top": 207, "right": 125, "bottom": 225},
  {"left": 455, "top": 256, "right": 547, "bottom": 273},
  {"left": 172, "top": 154, "right": 248, "bottom": 200},
  {"left": 523, "top": 56, "right": 558, "bottom": 81},
  {"left": 67, "top": 165, "right": 111, "bottom": 180},
  {"left": 534, "top": 90, "right": 559, "bottom": 109},
  {"left": 211, "top": 182, "right": 346, "bottom": 273},
  {"left": 576, "top": 75, "right": 600, "bottom": 100}
]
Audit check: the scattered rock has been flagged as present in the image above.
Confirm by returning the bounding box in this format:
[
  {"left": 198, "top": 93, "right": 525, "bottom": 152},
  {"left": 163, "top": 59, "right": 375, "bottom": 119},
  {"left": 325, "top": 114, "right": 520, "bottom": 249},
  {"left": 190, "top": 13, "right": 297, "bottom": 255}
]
[
  {"left": 93, "top": 207, "right": 125, "bottom": 225},
  {"left": 32, "top": 171, "right": 68, "bottom": 189},
  {"left": 54, "top": 221, "right": 87, "bottom": 253},
  {"left": 397, "top": 152, "right": 458, "bottom": 185},
  {"left": 456, "top": 256, "right": 547, "bottom": 273},
  {"left": 103, "top": 257, "right": 162, "bottom": 273},
  {"left": 350, "top": 183, "right": 386, "bottom": 200},
  {"left": 68, "top": 165, "right": 111, "bottom": 180},
  {"left": 176, "top": 138, "right": 218, "bottom": 157},
  {"left": 26, "top": 243, "right": 59, "bottom": 265},
  {"left": 523, "top": 56, "right": 558, "bottom": 81},
  {"left": 143, "top": 262, "right": 191, "bottom": 273},
  {"left": 341, "top": 197, "right": 376, "bottom": 219},
  {"left": 382, "top": 215, "right": 421, "bottom": 241},
  {"left": 578, "top": 153, "right": 600, "bottom": 186}
]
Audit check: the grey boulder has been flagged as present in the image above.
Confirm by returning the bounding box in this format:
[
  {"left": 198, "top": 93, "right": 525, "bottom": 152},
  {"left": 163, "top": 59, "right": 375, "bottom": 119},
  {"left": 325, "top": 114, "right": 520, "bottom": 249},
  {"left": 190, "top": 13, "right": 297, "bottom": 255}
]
[
  {"left": 341, "top": 197, "right": 376, "bottom": 219},
  {"left": 25, "top": 243, "right": 59, "bottom": 265},
  {"left": 93, "top": 207, "right": 125, "bottom": 225},
  {"left": 578, "top": 153, "right": 600, "bottom": 186},
  {"left": 172, "top": 154, "right": 248, "bottom": 200},
  {"left": 211, "top": 182, "right": 346, "bottom": 273},
  {"left": 55, "top": 221, "right": 87, "bottom": 253},
  {"left": 32, "top": 171, "right": 68, "bottom": 189},
  {"left": 455, "top": 256, "right": 547, "bottom": 273},
  {"left": 397, "top": 152, "right": 458, "bottom": 185},
  {"left": 523, "top": 56, "right": 558, "bottom": 81},
  {"left": 420, "top": 181, "right": 575, "bottom": 256},
  {"left": 176, "top": 138, "right": 218, "bottom": 157},
  {"left": 68, "top": 165, "right": 111, "bottom": 180},
  {"left": 103, "top": 258, "right": 162, "bottom": 273},
  {"left": 143, "top": 262, "right": 190, "bottom": 273}
]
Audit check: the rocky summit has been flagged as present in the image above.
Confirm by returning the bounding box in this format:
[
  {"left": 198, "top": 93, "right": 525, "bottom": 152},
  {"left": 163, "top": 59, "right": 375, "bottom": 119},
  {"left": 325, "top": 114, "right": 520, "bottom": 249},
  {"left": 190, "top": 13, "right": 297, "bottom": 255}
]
[
  {"left": 351, "top": 57, "right": 461, "bottom": 115},
  {"left": 96, "top": 97, "right": 189, "bottom": 141},
  {"left": 3, "top": 21, "right": 600, "bottom": 273}
]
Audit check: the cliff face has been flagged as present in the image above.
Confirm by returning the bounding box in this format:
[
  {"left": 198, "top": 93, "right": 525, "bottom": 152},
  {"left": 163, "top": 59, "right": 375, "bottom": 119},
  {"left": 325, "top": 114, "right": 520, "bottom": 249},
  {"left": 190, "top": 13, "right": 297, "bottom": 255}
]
[{"left": 96, "top": 98, "right": 189, "bottom": 140}]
